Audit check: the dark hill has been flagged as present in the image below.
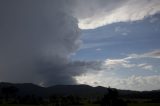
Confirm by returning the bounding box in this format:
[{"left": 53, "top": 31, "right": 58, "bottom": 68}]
[
  {"left": 47, "top": 85, "right": 107, "bottom": 97},
  {"left": 0, "top": 82, "right": 160, "bottom": 99}
]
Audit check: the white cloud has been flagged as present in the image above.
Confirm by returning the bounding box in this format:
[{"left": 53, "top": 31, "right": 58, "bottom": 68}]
[
  {"left": 75, "top": 73, "right": 160, "bottom": 91},
  {"left": 96, "top": 48, "right": 102, "bottom": 51},
  {"left": 74, "top": 0, "right": 160, "bottom": 29},
  {"left": 128, "top": 50, "right": 160, "bottom": 59},
  {"left": 74, "top": 50, "right": 160, "bottom": 91},
  {"left": 143, "top": 50, "right": 160, "bottom": 58},
  {"left": 104, "top": 59, "right": 135, "bottom": 70},
  {"left": 74, "top": 50, "right": 159, "bottom": 90},
  {"left": 103, "top": 58, "right": 153, "bottom": 71},
  {"left": 138, "top": 64, "right": 153, "bottom": 70}
]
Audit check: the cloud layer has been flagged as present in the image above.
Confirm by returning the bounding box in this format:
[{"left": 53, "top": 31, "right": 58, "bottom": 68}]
[
  {"left": 75, "top": 74, "right": 160, "bottom": 91},
  {"left": 0, "top": 0, "right": 159, "bottom": 91},
  {"left": 0, "top": 0, "right": 95, "bottom": 86},
  {"left": 75, "top": 50, "right": 160, "bottom": 90},
  {"left": 128, "top": 50, "right": 160, "bottom": 59},
  {"left": 74, "top": 0, "right": 160, "bottom": 29}
]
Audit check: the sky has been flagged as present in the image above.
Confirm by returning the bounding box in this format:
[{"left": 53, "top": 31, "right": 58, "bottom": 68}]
[{"left": 0, "top": 0, "right": 160, "bottom": 91}]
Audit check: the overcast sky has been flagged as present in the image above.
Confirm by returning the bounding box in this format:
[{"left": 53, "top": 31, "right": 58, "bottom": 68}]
[{"left": 0, "top": 0, "right": 160, "bottom": 91}]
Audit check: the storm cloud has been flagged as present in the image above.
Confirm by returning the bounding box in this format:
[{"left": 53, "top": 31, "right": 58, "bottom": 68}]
[
  {"left": 1, "top": 0, "right": 159, "bottom": 89},
  {"left": 0, "top": 0, "right": 103, "bottom": 86}
]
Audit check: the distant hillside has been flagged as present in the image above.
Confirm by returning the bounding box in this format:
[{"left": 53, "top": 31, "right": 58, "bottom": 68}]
[{"left": 0, "top": 82, "right": 160, "bottom": 99}]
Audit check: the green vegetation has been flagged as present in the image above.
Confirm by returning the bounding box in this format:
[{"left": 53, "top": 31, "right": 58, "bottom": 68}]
[
  {"left": 128, "top": 103, "right": 160, "bottom": 106},
  {"left": 0, "top": 104, "right": 37, "bottom": 106},
  {"left": 0, "top": 104, "right": 100, "bottom": 106},
  {"left": 0, "top": 103, "right": 160, "bottom": 106}
]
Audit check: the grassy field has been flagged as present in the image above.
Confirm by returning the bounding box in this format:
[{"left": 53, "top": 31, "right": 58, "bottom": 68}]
[
  {"left": 128, "top": 103, "right": 160, "bottom": 106},
  {"left": 0, "top": 104, "right": 38, "bottom": 106},
  {"left": 0, "top": 104, "right": 99, "bottom": 106},
  {"left": 0, "top": 103, "right": 160, "bottom": 106}
]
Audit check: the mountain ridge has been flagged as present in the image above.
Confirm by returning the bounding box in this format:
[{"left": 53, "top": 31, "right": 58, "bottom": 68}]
[{"left": 0, "top": 82, "right": 160, "bottom": 98}]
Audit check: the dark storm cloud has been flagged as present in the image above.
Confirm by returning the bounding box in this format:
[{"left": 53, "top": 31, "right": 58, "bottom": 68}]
[
  {"left": 0, "top": 0, "right": 102, "bottom": 86},
  {"left": 37, "top": 60, "right": 102, "bottom": 86}
]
